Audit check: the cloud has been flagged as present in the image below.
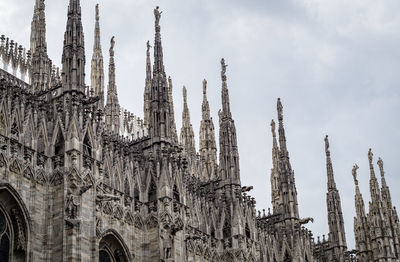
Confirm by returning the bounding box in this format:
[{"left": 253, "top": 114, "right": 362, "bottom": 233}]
[{"left": 1, "top": 0, "right": 400, "bottom": 250}]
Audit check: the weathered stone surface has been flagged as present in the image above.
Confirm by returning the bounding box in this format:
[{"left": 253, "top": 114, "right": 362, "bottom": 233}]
[{"left": 0, "top": 1, "right": 398, "bottom": 262}]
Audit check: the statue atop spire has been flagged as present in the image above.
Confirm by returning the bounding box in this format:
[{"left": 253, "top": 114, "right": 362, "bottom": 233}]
[
  {"left": 200, "top": 78, "right": 217, "bottom": 181},
  {"left": 105, "top": 36, "right": 120, "bottom": 133},
  {"left": 90, "top": 3, "right": 105, "bottom": 108},
  {"left": 352, "top": 164, "right": 359, "bottom": 185},
  {"left": 154, "top": 6, "right": 162, "bottom": 28}
]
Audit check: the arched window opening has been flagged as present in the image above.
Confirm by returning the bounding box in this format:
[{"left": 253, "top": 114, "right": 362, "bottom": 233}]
[
  {"left": 133, "top": 185, "right": 139, "bottom": 202},
  {"left": 54, "top": 128, "right": 64, "bottom": 156},
  {"left": 99, "top": 250, "right": 111, "bottom": 262},
  {"left": 83, "top": 132, "right": 92, "bottom": 157},
  {"left": 245, "top": 222, "right": 251, "bottom": 238},
  {"left": 223, "top": 219, "right": 231, "bottom": 239},
  {"left": 0, "top": 187, "right": 29, "bottom": 262},
  {"left": 124, "top": 177, "right": 130, "bottom": 196},
  {"left": 99, "top": 232, "right": 128, "bottom": 262},
  {"left": 37, "top": 131, "right": 46, "bottom": 155},
  {"left": 148, "top": 179, "right": 157, "bottom": 203},
  {"left": 284, "top": 251, "right": 291, "bottom": 262}
]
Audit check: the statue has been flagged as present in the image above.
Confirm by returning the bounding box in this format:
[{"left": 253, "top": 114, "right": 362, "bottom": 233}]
[
  {"left": 324, "top": 135, "right": 329, "bottom": 153},
  {"left": 352, "top": 164, "right": 359, "bottom": 185},
  {"left": 154, "top": 6, "right": 162, "bottom": 26},
  {"left": 160, "top": 227, "right": 172, "bottom": 259},
  {"left": 368, "top": 148, "right": 373, "bottom": 163},
  {"left": 110, "top": 36, "right": 115, "bottom": 57},
  {"left": 146, "top": 40, "right": 151, "bottom": 54},
  {"left": 65, "top": 178, "right": 91, "bottom": 219},
  {"left": 221, "top": 58, "right": 227, "bottom": 81}
]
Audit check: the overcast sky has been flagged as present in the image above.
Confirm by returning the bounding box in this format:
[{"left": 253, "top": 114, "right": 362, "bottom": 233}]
[{"left": 1, "top": 0, "right": 400, "bottom": 249}]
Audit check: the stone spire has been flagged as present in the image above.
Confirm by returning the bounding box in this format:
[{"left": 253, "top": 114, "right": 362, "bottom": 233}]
[
  {"left": 61, "top": 0, "right": 86, "bottom": 93},
  {"left": 148, "top": 6, "right": 172, "bottom": 140},
  {"left": 368, "top": 149, "right": 381, "bottom": 204},
  {"left": 376, "top": 157, "right": 400, "bottom": 259},
  {"left": 270, "top": 119, "right": 281, "bottom": 213},
  {"left": 199, "top": 79, "right": 217, "bottom": 181},
  {"left": 377, "top": 158, "right": 393, "bottom": 211},
  {"left": 105, "top": 37, "right": 120, "bottom": 133},
  {"left": 168, "top": 76, "right": 178, "bottom": 143},
  {"left": 352, "top": 164, "right": 372, "bottom": 260},
  {"left": 30, "top": 0, "right": 51, "bottom": 91},
  {"left": 143, "top": 40, "right": 151, "bottom": 127},
  {"left": 90, "top": 4, "right": 105, "bottom": 108},
  {"left": 324, "top": 135, "right": 347, "bottom": 260},
  {"left": 218, "top": 58, "right": 240, "bottom": 184},
  {"left": 275, "top": 98, "right": 299, "bottom": 219},
  {"left": 180, "top": 86, "right": 196, "bottom": 157}
]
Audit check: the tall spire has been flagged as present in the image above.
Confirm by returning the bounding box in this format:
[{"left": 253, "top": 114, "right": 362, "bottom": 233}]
[
  {"left": 220, "top": 58, "right": 231, "bottom": 118},
  {"left": 377, "top": 157, "right": 392, "bottom": 209},
  {"left": 61, "top": 0, "right": 86, "bottom": 92},
  {"left": 324, "top": 135, "right": 347, "bottom": 259},
  {"left": 90, "top": 4, "right": 105, "bottom": 108},
  {"left": 199, "top": 79, "right": 217, "bottom": 181},
  {"left": 277, "top": 98, "right": 288, "bottom": 157},
  {"left": 30, "top": 0, "right": 51, "bottom": 91},
  {"left": 274, "top": 98, "right": 298, "bottom": 219},
  {"left": 143, "top": 41, "right": 152, "bottom": 127},
  {"left": 105, "top": 37, "right": 120, "bottom": 133},
  {"left": 352, "top": 164, "right": 365, "bottom": 218},
  {"left": 325, "top": 135, "right": 336, "bottom": 189},
  {"left": 218, "top": 58, "right": 240, "bottom": 184},
  {"left": 168, "top": 76, "right": 178, "bottom": 143},
  {"left": 270, "top": 119, "right": 281, "bottom": 213},
  {"left": 180, "top": 86, "right": 196, "bottom": 156},
  {"left": 148, "top": 6, "right": 172, "bottom": 140},
  {"left": 368, "top": 149, "right": 381, "bottom": 204}
]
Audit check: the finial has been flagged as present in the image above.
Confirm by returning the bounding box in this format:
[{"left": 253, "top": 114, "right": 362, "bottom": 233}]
[
  {"left": 109, "top": 36, "right": 115, "bottom": 57},
  {"left": 324, "top": 135, "right": 330, "bottom": 154},
  {"left": 377, "top": 157, "right": 384, "bottom": 177},
  {"left": 277, "top": 98, "right": 283, "bottom": 120},
  {"left": 203, "top": 79, "right": 207, "bottom": 95},
  {"left": 368, "top": 148, "right": 373, "bottom": 164},
  {"left": 154, "top": 6, "right": 162, "bottom": 27},
  {"left": 95, "top": 4, "right": 99, "bottom": 21},
  {"left": 352, "top": 164, "right": 359, "bottom": 185}
]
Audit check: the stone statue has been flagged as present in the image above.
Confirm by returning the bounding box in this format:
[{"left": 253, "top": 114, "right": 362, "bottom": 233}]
[
  {"left": 352, "top": 164, "right": 359, "bottom": 184},
  {"left": 110, "top": 36, "right": 115, "bottom": 57},
  {"left": 221, "top": 58, "right": 227, "bottom": 81},
  {"left": 161, "top": 227, "right": 172, "bottom": 259},
  {"left": 66, "top": 179, "right": 91, "bottom": 219},
  {"left": 154, "top": 6, "right": 162, "bottom": 26}
]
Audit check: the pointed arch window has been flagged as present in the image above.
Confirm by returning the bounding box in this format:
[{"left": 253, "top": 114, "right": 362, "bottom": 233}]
[
  {"left": 83, "top": 132, "right": 92, "bottom": 157},
  {"left": 37, "top": 130, "right": 46, "bottom": 155},
  {"left": 148, "top": 179, "right": 157, "bottom": 202},
  {"left": 133, "top": 184, "right": 139, "bottom": 202},
  {"left": 245, "top": 222, "right": 251, "bottom": 238},
  {"left": 54, "top": 128, "right": 65, "bottom": 156},
  {"left": 124, "top": 177, "right": 130, "bottom": 196}
]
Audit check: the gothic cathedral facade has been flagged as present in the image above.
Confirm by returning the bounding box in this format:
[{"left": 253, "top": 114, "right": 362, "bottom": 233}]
[{"left": 0, "top": 0, "right": 398, "bottom": 261}]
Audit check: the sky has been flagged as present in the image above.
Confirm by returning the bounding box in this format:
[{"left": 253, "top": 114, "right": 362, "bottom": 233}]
[{"left": 1, "top": 0, "right": 400, "bottom": 250}]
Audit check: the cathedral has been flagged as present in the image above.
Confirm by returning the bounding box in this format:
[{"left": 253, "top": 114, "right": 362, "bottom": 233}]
[{"left": 0, "top": 0, "right": 398, "bottom": 261}]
